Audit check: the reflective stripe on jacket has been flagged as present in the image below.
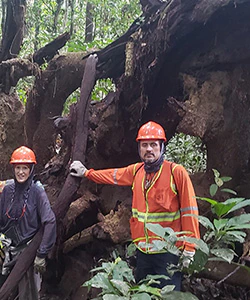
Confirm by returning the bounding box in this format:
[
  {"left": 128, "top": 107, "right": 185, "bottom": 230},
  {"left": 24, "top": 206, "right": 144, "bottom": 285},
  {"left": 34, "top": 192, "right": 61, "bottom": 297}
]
[{"left": 85, "top": 160, "right": 200, "bottom": 253}]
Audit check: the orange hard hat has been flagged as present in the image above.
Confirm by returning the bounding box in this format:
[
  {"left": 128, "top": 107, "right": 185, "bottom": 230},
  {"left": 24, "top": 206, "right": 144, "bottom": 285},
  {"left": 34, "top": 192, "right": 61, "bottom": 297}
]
[
  {"left": 10, "top": 146, "right": 37, "bottom": 164},
  {"left": 136, "top": 121, "right": 167, "bottom": 142}
]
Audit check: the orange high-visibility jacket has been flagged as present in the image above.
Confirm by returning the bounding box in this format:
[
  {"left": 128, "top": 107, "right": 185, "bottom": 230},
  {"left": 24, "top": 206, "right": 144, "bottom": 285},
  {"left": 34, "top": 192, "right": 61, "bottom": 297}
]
[{"left": 85, "top": 160, "right": 200, "bottom": 253}]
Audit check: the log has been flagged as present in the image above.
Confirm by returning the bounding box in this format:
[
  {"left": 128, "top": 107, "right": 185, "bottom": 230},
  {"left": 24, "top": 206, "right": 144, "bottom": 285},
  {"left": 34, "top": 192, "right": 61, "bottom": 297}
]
[
  {"left": 63, "top": 225, "right": 96, "bottom": 254},
  {"left": 33, "top": 32, "right": 71, "bottom": 65},
  {"left": 0, "top": 33, "right": 70, "bottom": 93},
  {"left": 200, "top": 261, "right": 250, "bottom": 288},
  {"left": 63, "top": 204, "right": 131, "bottom": 253},
  {"left": 63, "top": 192, "right": 99, "bottom": 241},
  {"left": 0, "top": 54, "right": 98, "bottom": 300}
]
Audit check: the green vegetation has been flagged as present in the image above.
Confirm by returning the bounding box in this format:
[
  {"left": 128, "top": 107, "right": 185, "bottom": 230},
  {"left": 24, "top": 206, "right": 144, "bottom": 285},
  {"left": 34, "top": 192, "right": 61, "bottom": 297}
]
[
  {"left": 84, "top": 257, "right": 198, "bottom": 299},
  {"left": 149, "top": 170, "right": 250, "bottom": 272},
  {"left": 24, "top": 0, "right": 141, "bottom": 54},
  {"left": 165, "top": 133, "right": 206, "bottom": 174},
  {"left": 84, "top": 171, "right": 250, "bottom": 298},
  {"left": 1, "top": 0, "right": 141, "bottom": 105}
]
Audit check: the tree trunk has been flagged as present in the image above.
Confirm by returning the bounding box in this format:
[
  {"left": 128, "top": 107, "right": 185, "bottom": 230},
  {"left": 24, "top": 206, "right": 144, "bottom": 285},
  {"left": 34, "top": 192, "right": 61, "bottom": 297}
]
[
  {"left": 85, "top": 2, "right": 94, "bottom": 43},
  {"left": 0, "top": 0, "right": 26, "bottom": 62}
]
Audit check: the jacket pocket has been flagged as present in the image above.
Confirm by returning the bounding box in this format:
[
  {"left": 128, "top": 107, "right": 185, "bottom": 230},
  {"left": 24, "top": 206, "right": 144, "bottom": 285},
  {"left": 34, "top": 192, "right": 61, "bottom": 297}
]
[
  {"left": 130, "top": 217, "right": 143, "bottom": 241},
  {"left": 153, "top": 187, "right": 179, "bottom": 211}
]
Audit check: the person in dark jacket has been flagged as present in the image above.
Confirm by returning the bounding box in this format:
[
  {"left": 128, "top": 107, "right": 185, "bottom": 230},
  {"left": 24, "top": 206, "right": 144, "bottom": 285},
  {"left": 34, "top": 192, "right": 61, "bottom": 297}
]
[{"left": 0, "top": 146, "right": 56, "bottom": 300}]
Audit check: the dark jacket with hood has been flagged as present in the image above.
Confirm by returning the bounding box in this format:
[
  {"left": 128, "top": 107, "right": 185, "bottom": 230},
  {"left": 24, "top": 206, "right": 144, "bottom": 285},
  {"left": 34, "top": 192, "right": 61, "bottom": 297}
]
[{"left": 0, "top": 168, "right": 56, "bottom": 258}]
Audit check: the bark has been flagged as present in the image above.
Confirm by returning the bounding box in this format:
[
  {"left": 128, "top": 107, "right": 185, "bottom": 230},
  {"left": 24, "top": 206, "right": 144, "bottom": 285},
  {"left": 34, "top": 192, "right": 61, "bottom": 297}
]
[
  {"left": 63, "top": 192, "right": 99, "bottom": 241},
  {"left": 32, "top": 32, "right": 70, "bottom": 65},
  {"left": 69, "top": 0, "right": 76, "bottom": 36},
  {"left": 200, "top": 261, "right": 250, "bottom": 288},
  {"left": 0, "top": 92, "right": 25, "bottom": 178},
  {"left": 85, "top": 2, "right": 94, "bottom": 43},
  {"left": 24, "top": 52, "right": 87, "bottom": 168},
  {"left": 0, "top": 58, "right": 40, "bottom": 93},
  {"left": 0, "top": 0, "right": 26, "bottom": 62},
  {"left": 53, "top": 0, "right": 64, "bottom": 33},
  {"left": 63, "top": 203, "right": 131, "bottom": 253},
  {"left": 0, "top": 32, "right": 70, "bottom": 93},
  {"left": 63, "top": 225, "right": 96, "bottom": 254}
]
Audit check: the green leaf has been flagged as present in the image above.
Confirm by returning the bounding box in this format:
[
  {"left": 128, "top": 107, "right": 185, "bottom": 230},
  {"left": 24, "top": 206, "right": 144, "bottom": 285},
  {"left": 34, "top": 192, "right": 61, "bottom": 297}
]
[
  {"left": 91, "top": 262, "right": 112, "bottom": 273},
  {"left": 209, "top": 184, "right": 218, "bottom": 197},
  {"left": 212, "top": 169, "right": 220, "bottom": 178},
  {"left": 223, "top": 197, "right": 245, "bottom": 205},
  {"left": 190, "top": 249, "right": 208, "bottom": 272},
  {"left": 220, "top": 176, "right": 232, "bottom": 182},
  {"left": 161, "top": 285, "right": 175, "bottom": 293},
  {"left": 110, "top": 280, "right": 130, "bottom": 296},
  {"left": 126, "top": 243, "right": 136, "bottom": 257},
  {"left": 112, "top": 260, "right": 135, "bottom": 282},
  {"left": 215, "top": 177, "right": 224, "bottom": 187},
  {"left": 213, "top": 219, "right": 228, "bottom": 230},
  {"left": 146, "top": 223, "right": 168, "bottom": 238},
  {"left": 226, "top": 214, "right": 250, "bottom": 227},
  {"left": 210, "top": 248, "right": 236, "bottom": 263},
  {"left": 178, "top": 236, "right": 209, "bottom": 255},
  {"left": 220, "top": 188, "right": 237, "bottom": 195},
  {"left": 196, "top": 197, "right": 218, "bottom": 206},
  {"left": 184, "top": 214, "right": 214, "bottom": 230},
  {"left": 137, "top": 283, "right": 161, "bottom": 297},
  {"left": 213, "top": 202, "right": 236, "bottom": 218},
  {"left": 225, "top": 231, "right": 246, "bottom": 243},
  {"left": 227, "top": 199, "right": 250, "bottom": 214},
  {"left": 131, "top": 293, "right": 151, "bottom": 300},
  {"left": 103, "top": 295, "right": 128, "bottom": 300},
  {"left": 150, "top": 240, "right": 167, "bottom": 252},
  {"left": 228, "top": 224, "right": 250, "bottom": 230},
  {"left": 203, "top": 231, "right": 215, "bottom": 242},
  {"left": 160, "top": 291, "right": 199, "bottom": 300},
  {"left": 226, "top": 230, "right": 246, "bottom": 237},
  {"left": 83, "top": 272, "right": 116, "bottom": 292},
  {"left": 138, "top": 274, "right": 170, "bottom": 286}
]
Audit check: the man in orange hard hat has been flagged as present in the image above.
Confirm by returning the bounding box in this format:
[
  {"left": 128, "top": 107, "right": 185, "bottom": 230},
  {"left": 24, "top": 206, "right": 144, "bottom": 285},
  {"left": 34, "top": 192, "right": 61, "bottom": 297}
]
[{"left": 70, "top": 121, "right": 200, "bottom": 291}]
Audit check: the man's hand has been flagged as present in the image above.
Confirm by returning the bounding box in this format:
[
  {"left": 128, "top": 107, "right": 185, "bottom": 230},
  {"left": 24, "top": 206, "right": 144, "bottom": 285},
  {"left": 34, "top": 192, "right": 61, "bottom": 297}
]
[
  {"left": 70, "top": 161, "right": 87, "bottom": 177},
  {"left": 181, "top": 250, "right": 195, "bottom": 268},
  {"left": 34, "top": 256, "right": 46, "bottom": 274}
]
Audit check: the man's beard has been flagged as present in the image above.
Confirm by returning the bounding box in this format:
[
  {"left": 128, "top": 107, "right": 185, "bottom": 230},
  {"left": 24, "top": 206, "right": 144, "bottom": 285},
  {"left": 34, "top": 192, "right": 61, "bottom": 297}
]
[{"left": 143, "top": 153, "right": 156, "bottom": 163}]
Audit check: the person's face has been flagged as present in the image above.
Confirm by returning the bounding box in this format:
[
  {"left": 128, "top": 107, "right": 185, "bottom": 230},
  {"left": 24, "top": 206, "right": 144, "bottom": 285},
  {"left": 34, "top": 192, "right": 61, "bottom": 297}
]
[
  {"left": 14, "top": 164, "right": 30, "bottom": 183},
  {"left": 139, "top": 140, "right": 161, "bottom": 163}
]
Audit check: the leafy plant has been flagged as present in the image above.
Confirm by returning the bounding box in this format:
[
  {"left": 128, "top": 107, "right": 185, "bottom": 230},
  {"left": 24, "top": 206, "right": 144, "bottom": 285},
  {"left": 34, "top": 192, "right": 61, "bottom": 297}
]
[
  {"left": 209, "top": 169, "right": 235, "bottom": 197},
  {"left": 194, "top": 169, "right": 250, "bottom": 263},
  {"left": 146, "top": 170, "right": 250, "bottom": 272},
  {"left": 83, "top": 257, "right": 198, "bottom": 299},
  {"left": 193, "top": 197, "right": 250, "bottom": 262}
]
